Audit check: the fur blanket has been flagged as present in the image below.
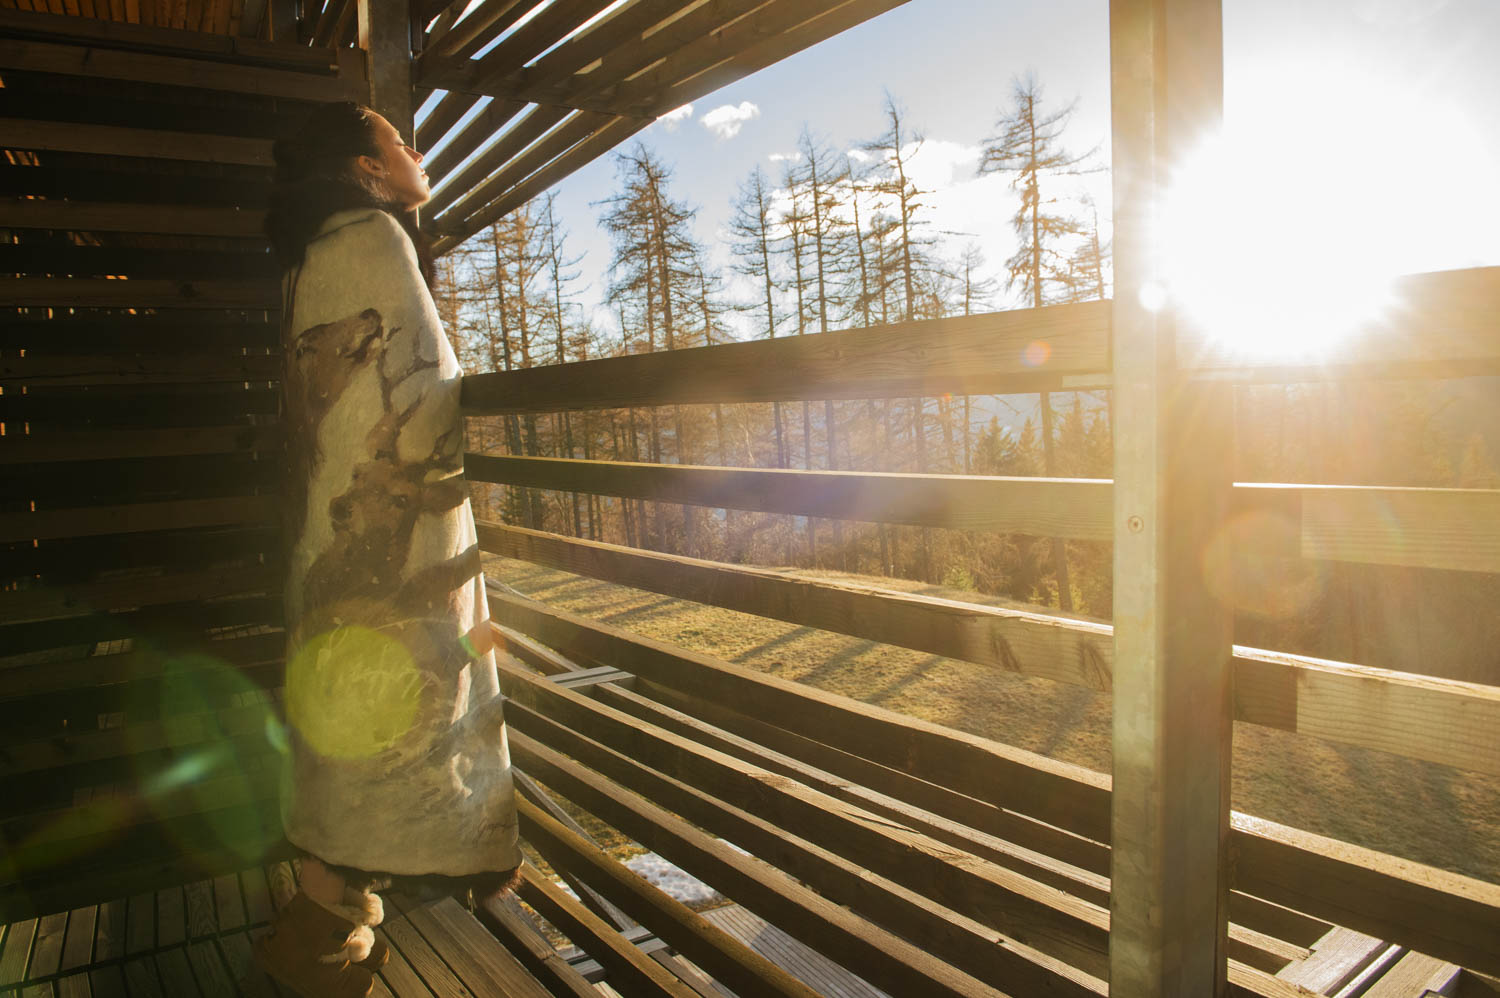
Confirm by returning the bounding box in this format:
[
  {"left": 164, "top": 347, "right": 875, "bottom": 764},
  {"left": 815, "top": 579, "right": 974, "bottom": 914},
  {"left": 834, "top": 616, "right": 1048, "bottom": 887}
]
[{"left": 278, "top": 207, "right": 520, "bottom": 877}]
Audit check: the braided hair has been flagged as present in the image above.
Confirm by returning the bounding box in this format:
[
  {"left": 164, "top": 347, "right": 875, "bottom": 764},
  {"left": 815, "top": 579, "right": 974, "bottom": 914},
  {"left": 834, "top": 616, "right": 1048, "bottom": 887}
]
[{"left": 266, "top": 101, "right": 435, "bottom": 289}]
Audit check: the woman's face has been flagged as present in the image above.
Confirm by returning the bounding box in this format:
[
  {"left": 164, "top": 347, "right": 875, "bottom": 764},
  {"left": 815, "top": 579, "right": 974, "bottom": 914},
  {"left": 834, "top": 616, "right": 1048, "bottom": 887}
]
[{"left": 359, "top": 112, "right": 429, "bottom": 209}]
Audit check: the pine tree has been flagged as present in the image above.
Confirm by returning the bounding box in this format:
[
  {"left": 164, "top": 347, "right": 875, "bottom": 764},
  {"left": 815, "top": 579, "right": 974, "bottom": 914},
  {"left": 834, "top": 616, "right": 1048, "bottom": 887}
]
[{"left": 979, "top": 73, "right": 1096, "bottom": 609}]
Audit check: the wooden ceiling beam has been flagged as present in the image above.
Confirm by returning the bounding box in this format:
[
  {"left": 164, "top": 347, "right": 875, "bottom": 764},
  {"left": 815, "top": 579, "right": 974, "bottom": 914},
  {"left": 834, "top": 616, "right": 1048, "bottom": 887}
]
[
  {"left": 424, "top": 103, "right": 571, "bottom": 217},
  {"left": 413, "top": 0, "right": 616, "bottom": 152},
  {"left": 423, "top": 96, "right": 528, "bottom": 186},
  {"left": 420, "top": 0, "right": 528, "bottom": 61},
  {"left": 430, "top": 115, "right": 647, "bottom": 253},
  {"left": 429, "top": 0, "right": 912, "bottom": 249}
]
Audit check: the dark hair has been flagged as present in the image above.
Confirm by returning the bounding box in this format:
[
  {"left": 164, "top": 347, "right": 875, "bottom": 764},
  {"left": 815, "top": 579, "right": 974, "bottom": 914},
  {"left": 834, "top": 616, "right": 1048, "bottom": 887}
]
[{"left": 266, "top": 101, "right": 435, "bottom": 288}]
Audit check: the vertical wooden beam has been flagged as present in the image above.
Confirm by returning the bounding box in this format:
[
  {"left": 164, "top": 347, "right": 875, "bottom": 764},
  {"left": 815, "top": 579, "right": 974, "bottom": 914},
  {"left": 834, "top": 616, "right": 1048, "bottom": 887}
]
[
  {"left": 1108, "top": 0, "right": 1231, "bottom": 996},
  {"left": 358, "top": 0, "right": 414, "bottom": 139}
]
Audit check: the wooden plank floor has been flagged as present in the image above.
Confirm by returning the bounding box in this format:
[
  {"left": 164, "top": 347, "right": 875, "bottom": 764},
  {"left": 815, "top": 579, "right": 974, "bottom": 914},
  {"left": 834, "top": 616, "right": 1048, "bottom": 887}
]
[{"left": 0, "top": 861, "right": 577, "bottom": 998}]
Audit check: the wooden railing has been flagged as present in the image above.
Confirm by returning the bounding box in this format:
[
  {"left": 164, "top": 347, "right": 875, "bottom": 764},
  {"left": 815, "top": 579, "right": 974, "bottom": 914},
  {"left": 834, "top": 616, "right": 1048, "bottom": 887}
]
[{"left": 463, "top": 269, "right": 1500, "bottom": 995}]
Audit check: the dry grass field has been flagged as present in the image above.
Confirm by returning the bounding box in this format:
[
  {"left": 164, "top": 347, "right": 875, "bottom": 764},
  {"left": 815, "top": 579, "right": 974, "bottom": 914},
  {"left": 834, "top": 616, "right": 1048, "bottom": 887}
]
[{"left": 486, "top": 555, "right": 1500, "bottom": 885}]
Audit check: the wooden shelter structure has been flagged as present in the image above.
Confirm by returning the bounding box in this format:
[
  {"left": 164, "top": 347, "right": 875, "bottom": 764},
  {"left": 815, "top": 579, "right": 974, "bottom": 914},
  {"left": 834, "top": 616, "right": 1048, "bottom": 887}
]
[{"left": 2, "top": 1, "right": 1498, "bottom": 996}]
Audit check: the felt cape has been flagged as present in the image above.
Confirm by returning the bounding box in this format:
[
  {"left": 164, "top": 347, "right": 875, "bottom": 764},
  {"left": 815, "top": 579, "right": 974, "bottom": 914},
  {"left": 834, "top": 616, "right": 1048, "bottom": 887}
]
[{"left": 278, "top": 207, "right": 520, "bottom": 877}]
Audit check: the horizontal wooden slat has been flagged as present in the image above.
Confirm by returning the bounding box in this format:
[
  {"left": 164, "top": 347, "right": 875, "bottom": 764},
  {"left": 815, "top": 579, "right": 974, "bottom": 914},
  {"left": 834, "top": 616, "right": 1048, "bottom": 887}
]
[
  {"left": 0, "top": 118, "right": 273, "bottom": 166},
  {"left": 516, "top": 792, "right": 828, "bottom": 998},
  {"left": 490, "top": 590, "right": 1500, "bottom": 978},
  {"left": 0, "top": 630, "right": 282, "bottom": 706},
  {"left": 0, "top": 199, "right": 267, "bottom": 237},
  {"left": 481, "top": 521, "right": 1113, "bottom": 687},
  {"left": 0, "top": 563, "right": 279, "bottom": 626},
  {"left": 588, "top": 680, "right": 1310, "bottom": 974},
  {"left": 2, "top": 278, "right": 277, "bottom": 309},
  {"left": 0, "top": 37, "right": 361, "bottom": 103},
  {"left": 487, "top": 587, "right": 1114, "bottom": 843},
  {"left": 461, "top": 302, "right": 1109, "bottom": 412},
  {"left": 467, "top": 456, "right": 1115, "bottom": 538},
  {"left": 512, "top": 865, "right": 703, "bottom": 998},
  {"left": 0, "top": 387, "right": 279, "bottom": 425},
  {"left": 1291, "top": 484, "right": 1500, "bottom": 575},
  {"left": 503, "top": 670, "right": 1114, "bottom": 982},
  {"left": 0, "top": 243, "right": 280, "bottom": 281},
  {"left": 0, "top": 496, "right": 278, "bottom": 543},
  {"left": 0, "top": 7, "right": 340, "bottom": 70},
  {"left": 0, "top": 594, "right": 281, "bottom": 659},
  {"left": 480, "top": 524, "right": 1500, "bottom": 775},
  {"left": 0, "top": 426, "right": 280, "bottom": 464},
  {"left": 1232, "top": 813, "right": 1500, "bottom": 978},
  {"left": 1183, "top": 267, "right": 1500, "bottom": 373},
  {"left": 513, "top": 750, "right": 1012, "bottom": 998}
]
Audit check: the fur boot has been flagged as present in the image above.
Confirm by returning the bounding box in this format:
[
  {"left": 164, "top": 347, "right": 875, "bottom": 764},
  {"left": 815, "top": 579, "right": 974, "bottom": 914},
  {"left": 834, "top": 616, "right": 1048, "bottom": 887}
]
[{"left": 253, "top": 892, "right": 375, "bottom": 998}]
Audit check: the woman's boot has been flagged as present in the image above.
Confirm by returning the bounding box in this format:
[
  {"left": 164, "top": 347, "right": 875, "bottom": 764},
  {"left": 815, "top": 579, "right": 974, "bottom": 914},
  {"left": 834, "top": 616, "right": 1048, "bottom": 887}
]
[{"left": 253, "top": 892, "right": 376, "bottom": 997}]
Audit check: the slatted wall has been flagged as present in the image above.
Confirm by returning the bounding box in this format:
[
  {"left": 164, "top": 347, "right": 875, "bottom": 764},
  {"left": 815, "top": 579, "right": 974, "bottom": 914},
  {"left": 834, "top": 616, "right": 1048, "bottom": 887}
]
[{"left": 0, "top": 17, "right": 364, "bottom": 920}]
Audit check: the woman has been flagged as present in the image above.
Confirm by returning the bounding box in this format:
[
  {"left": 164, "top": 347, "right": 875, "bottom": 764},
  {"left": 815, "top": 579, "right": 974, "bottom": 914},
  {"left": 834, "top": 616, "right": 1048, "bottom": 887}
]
[{"left": 256, "top": 101, "right": 521, "bottom": 998}]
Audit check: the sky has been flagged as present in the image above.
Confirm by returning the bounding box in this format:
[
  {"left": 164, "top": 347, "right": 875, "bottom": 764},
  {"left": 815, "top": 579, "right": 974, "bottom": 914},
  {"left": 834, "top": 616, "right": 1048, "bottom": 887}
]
[{"left": 422, "top": 0, "right": 1500, "bottom": 343}]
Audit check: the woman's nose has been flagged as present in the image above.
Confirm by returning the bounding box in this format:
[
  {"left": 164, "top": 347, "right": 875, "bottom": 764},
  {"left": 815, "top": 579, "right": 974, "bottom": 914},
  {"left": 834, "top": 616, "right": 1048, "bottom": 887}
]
[{"left": 409, "top": 147, "right": 424, "bottom": 164}]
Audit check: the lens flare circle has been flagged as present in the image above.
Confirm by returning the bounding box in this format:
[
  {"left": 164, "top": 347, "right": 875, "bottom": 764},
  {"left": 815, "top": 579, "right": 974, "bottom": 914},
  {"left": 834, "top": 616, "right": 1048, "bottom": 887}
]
[{"left": 286, "top": 624, "right": 423, "bottom": 760}]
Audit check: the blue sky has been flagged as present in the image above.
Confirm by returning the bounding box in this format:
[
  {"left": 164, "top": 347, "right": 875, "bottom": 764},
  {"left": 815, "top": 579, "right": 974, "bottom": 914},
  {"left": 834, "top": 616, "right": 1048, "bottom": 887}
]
[{"left": 427, "top": 0, "right": 1500, "bottom": 341}]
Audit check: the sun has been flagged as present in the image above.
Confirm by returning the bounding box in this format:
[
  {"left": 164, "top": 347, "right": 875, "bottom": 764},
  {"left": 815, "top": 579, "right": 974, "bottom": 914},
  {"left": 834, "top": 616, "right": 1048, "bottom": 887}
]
[{"left": 1157, "top": 66, "right": 1489, "bottom": 362}]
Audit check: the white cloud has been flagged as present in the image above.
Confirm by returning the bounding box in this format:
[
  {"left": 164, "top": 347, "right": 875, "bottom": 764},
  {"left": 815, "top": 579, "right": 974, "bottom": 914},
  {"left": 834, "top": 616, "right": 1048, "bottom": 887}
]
[
  {"left": 701, "top": 101, "right": 761, "bottom": 140},
  {"left": 901, "top": 139, "right": 983, "bottom": 192},
  {"left": 845, "top": 148, "right": 872, "bottom": 164},
  {"left": 767, "top": 151, "right": 800, "bottom": 163},
  {"left": 656, "top": 103, "right": 694, "bottom": 131}
]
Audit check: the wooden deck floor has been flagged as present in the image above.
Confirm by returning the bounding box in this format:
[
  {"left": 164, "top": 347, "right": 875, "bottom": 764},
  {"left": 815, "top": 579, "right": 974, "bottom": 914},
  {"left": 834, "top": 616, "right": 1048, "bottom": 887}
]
[
  {"left": 0, "top": 861, "right": 571, "bottom": 998},
  {"left": 1, "top": 864, "right": 1482, "bottom": 998}
]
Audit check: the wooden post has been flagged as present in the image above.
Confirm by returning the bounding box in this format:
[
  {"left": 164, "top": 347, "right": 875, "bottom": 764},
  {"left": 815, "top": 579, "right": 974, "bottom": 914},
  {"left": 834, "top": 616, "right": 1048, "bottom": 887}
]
[
  {"left": 1108, "top": 0, "right": 1232, "bottom": 996},
  {"left": 358, "top": 0, "right": 414, "bottom": 140}
]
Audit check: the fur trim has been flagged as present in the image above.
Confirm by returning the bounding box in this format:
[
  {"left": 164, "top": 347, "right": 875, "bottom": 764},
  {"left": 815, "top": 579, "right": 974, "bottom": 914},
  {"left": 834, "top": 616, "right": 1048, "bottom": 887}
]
[
  {"left": 341, "top": 887, "right": 385, "bottom": 927},
  {"left": 317, "top": 925, "right": 375, "bottom": 965},
  {"left": 308, "top": 889, "right": 384, "bottom": 928}
]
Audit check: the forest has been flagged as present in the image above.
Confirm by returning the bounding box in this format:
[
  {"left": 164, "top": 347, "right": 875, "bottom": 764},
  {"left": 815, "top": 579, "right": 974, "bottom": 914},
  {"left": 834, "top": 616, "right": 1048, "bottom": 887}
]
[{"left": 435, "top": 82, "right": 1500, "bottom": 674}]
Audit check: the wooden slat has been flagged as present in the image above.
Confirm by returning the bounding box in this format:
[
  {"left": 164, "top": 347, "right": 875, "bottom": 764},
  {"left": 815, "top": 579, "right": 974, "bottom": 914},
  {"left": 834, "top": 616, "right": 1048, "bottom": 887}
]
[
  {"left": 1183, "top": 267, "right": 1500, "bottom": 374},
  {"left": 511, "top": 865, "right": 701, "bottom": 998},
  {"left": 1232, "top": 815, "right": 1500, "bottom": 979},
  {"left": 481, "top": 522, "right": 1114, "bottom": 689},
  {"left": 425, "top": 103, "right": 570, "bottom": 216},
  {"left": 418, "top": 0, "right": 528, "bottom": 61},
  {"left": 466, "top": 456, "right": 1114, "bottom": 538},
  {"left": 0, "top": 316, "right": 278, "bottom": 355},
  {"left": 1291, "top": 484, "right": 1500, "bottom": 575},
  {"left": 0, "top": 199, "right": 266, "bottom": 237},
  {"left": 0, "top": 426, "right": 281, "bottom": 464},
  {"left": 0, "top": 354, "right": 279, "bottom": 388},
  {"left": 502, "top": 671, "right": 1116, "bottom": 986},
  {"left": 2, "top": 278, "right": 276, "bottom": 309},
  {"left": 0, "top": 6, "right": 338, "bottom": 69},
  {"left": 479, "top": 524, "right": 1500, "bottom": 776},
  {"left": 0, "top": 37, "right": 360, "bottom": 102},
  {"left": 490, "top": 588, "right": 1500, "bottom": 979},
  {"left": 516, "top": 790, "right": 997, "bottom": 998},
  {"left": 470, "top": 893, "right": 597, "bottom": 998},
  {"left": 389, "top": 894, "right": 554, "bottom": 998},
  {"left": 435, "top": 114, "right": 650, "bottom": 250},
  {"left": 487, "top": 588, "right": 1113, "bottom": 844},
  {"left": 461, "top": 301, "right": 1110, "bottom": 412},
  {"left": 0, "top": 496, "right": 277, "bottom": 543},
  {"left": 586, "top": 681, "right": 1306, "bottom": 975},
  {"left": 1, "top": 118, "right": 271, "bottom": 167}
]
